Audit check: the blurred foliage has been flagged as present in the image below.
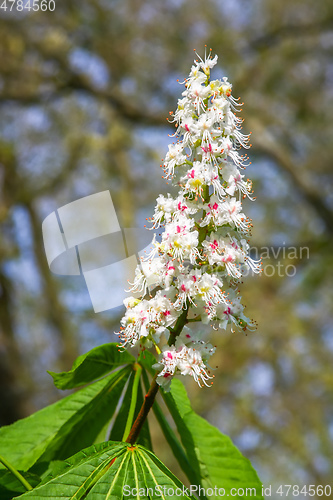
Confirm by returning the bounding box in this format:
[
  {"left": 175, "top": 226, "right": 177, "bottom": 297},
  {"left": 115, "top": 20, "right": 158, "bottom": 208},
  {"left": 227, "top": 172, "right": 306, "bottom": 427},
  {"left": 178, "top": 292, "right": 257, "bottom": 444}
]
[{"left": 0, "top": 0, "right": 332, "bottom": 494}]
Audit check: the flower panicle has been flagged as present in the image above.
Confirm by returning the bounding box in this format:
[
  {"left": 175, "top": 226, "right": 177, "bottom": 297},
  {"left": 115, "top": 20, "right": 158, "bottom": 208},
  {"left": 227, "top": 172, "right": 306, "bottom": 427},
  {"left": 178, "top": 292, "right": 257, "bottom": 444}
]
[{"left": 116, "top": 50, "right": 261, "bottom": 390}]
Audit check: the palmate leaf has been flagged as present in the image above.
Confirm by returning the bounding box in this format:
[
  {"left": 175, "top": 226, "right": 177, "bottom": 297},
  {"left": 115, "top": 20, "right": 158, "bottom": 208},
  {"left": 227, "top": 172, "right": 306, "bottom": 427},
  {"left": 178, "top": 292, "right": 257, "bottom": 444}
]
[
  {"left": 16, "top": 442, "right": 197, "bottom": 500},
  {"left": 163, "top": 379, "right": 264, "bottom": 500},
  {"left": 0, "top": 366, "right": 131, "bottom": 473},
  {"left": 48, "top": 343, "right": 135, "bottom": 389}
]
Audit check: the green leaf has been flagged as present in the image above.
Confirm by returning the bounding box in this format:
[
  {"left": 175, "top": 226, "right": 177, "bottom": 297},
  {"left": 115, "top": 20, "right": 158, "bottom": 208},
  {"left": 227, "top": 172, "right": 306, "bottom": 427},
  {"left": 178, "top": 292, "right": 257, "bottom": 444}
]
[
  {"left": 163, "top": 379, "right": 264, "bottom": 500},
  {"left": 122, "top": 363, "right": 142, "bottom": 442},
  {"left": 48, "top": 343, "right": 135, "bottom": 389},
  {"left": 0, "top": 471, "right": 40, "bottom": 500},
  {"left": 15, "top": 442, "right": 196, "bottom": 500},
  {"left": 38, "top": 442, "right": 114, "bottom": 485},
  {"left": 38, "top": 367, "right": 131, "bottom": 465},
  {"left": 109, "top": 372, "right": 135, "bottom": 442},
  {"left": 138, "top": 349, "right": 157, "bottom": 375},
  {"left": 93, "top": 418, "right": 112, "bottom": 446},
  {"left": 0, "top": 366, "right": 131, "bottom": 473}
]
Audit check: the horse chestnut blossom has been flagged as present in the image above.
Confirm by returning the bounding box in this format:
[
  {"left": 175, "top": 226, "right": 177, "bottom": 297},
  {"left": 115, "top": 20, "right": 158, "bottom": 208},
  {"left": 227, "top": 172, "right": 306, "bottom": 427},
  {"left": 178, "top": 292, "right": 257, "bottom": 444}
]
[{"left": 117, "top": 50, "right": 261, "bottom": 391}]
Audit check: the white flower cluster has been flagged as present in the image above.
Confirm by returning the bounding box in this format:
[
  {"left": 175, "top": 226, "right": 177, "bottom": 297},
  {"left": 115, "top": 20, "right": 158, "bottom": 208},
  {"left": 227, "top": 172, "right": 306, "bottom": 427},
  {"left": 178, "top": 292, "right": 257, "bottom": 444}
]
[
  {"left": 152, "top": 328, "right": 216, "bottom": 388},
  {"left": 117, "top": 51, "right": 261, "bottom": 390}
]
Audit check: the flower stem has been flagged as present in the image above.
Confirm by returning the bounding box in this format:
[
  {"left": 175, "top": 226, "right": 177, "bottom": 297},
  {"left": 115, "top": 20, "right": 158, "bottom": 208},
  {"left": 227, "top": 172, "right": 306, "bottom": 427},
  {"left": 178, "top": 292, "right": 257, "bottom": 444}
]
[
  {"left": 125, "top": 372, "right": 160, "bottom": 444},
  {"left": 0, "top": 454, "right": 33, "bottom": 491},
  {"left": 126, "top": 308, "right": 189, "bottom": 444},
  {"left": 122, "top": 363, "right": 142, "bottom": 442}
]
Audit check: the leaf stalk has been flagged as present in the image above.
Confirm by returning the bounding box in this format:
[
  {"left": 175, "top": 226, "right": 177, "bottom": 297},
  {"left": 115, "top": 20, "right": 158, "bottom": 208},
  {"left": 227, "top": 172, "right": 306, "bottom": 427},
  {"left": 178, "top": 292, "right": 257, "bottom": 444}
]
[{"left": 0, "top": 454, "right": 33, "bottom": 491}]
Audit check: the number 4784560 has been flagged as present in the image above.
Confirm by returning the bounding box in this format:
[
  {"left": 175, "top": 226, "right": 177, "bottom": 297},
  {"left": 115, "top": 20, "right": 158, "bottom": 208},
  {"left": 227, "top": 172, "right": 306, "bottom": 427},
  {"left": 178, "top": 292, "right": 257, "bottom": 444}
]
[
  {"left": 276, "top": 485, "right": 332, "bottom": 496},
  {"left": 0, "top": 0, "right": 55, "bottom": 11}
]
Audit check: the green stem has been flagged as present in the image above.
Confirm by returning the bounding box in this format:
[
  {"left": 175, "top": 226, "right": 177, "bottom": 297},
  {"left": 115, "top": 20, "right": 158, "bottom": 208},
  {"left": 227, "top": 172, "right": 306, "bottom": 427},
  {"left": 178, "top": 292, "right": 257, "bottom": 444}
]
[
  {"left": 0, "top": 454, "right": 33, "bottom": 491},
  {"left": 122, "top": 363, "right": 142, "bottom": 442},
  {"left": 168, "top": 306, "right": 188, "bottom": 346}
]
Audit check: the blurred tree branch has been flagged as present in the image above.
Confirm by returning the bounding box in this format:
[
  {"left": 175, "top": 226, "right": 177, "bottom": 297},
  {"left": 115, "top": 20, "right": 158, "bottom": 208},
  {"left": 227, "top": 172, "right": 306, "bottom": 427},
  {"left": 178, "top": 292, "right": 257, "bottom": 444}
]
[
  {"left": 250, "top": 119, "right": 333, "bottom": 235},
  {"left": 250, "top": 16, "right": 333, "bottom": 49}
]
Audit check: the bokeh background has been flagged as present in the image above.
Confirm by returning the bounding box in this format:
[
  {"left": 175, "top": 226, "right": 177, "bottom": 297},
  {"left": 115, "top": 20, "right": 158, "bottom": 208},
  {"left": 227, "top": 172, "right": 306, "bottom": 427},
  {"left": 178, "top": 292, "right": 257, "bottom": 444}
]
[{"left": 0, "top": 0, "right": 333, "bottom": 496}]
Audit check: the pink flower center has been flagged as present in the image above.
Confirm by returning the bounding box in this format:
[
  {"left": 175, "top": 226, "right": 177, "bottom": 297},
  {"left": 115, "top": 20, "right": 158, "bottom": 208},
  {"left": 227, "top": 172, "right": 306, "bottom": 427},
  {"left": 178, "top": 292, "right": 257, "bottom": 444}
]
[
  {"left": 223, "top": 307, "right": 231, "bottom": 316},
  {"left": 178, "top": 201, "right": 187, "bottom": 211},
  {"left": 201, "top": 143, "right": 212, "bottom": 154},
  {"left": 210, "top": 240, "right": 218, "bottom": 250}
]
